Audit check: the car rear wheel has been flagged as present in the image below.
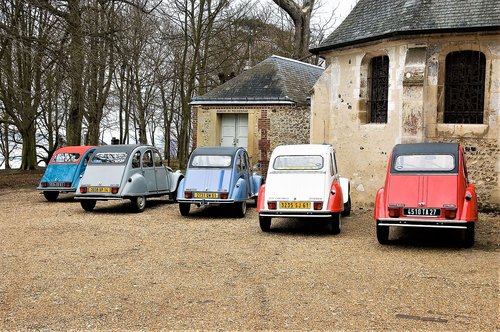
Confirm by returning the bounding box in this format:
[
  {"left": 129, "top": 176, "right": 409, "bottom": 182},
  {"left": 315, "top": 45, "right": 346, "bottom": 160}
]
[
  {"left": 376, "top": 221, "right": 389, "bottom": 244},
  {"left": 131, "top": 196, "right": 146, "bottom": 213},
  {"left": 341, "top": 195, "right": 351, "bottom": 217},
  {"left": 179, "top": 203, "right": 190, "bottom": 216},
  {"left": 234, "top": 201, "right": 247, "bottom": 218},
  {"left": 328, "top": 213, "right": 341, "bottom": 234},
  {"left": 43, "top": 191, "right": 59, "bottom": 202},
  {"left": 259, "top": 216, "right": 271, "bottom": 232},
  {"left": 464, "top": 223, "right": 475, "bottom": 248},
  {"left": 81, "top": 200, "right": 96, "bottom": 212}
]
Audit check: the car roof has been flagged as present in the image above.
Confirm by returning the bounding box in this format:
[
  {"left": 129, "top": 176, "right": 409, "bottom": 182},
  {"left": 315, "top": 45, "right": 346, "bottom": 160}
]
[
  {"left": 272, "top": 144, "right": 333, "bottom": 156},
  {"left": 93, "top": 144, "right": 153, "bottom": 154},
  {"left": 392, "top": 143, "right": 459, "bottom": 156},
  {"left": 191, "top": 146, "right": 241, "bottom": 156},
  {"left": 54, "top": 145, "right": 96, "bottom": 154}
]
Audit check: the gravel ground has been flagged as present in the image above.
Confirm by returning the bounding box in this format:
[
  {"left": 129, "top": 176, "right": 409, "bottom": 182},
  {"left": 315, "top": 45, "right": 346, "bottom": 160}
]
[{"left": 0, "top": 189, "right": 498, "bottom": 331}]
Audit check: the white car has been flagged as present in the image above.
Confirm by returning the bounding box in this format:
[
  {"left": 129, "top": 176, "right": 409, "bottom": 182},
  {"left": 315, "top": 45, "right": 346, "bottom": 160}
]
[{"left": 257, "top": 144, "right": 351, "bottom": 233}]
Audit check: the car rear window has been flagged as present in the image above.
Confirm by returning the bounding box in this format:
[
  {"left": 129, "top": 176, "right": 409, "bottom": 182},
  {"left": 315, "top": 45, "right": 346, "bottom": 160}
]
[
  {"left": 394, "top": 154, "right": 455, "bottom": 172},
  {"left": 191, "top": 155, "right": 232, "bottom": 168},
  {"left": 91, "top": 152, "right": 128, "bottom": 164},
  {"left": 52, "top": 153, "right": 81, "bottom": 163},
  {"left": 273, "top": 155, "right": 324, "bottom": 170}
]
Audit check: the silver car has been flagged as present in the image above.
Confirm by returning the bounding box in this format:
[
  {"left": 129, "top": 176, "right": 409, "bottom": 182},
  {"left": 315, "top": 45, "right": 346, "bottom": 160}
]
[{"left": 75, "top": 144, "right": 183, "bottom": 212}]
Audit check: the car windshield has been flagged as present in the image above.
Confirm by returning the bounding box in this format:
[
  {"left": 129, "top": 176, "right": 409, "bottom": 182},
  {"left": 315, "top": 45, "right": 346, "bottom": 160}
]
[
  {"left": 52, "top": 153, "right": 80, "bottom": 163},
  {"left": 191, "top": 155, "right": 232, "bottom": 168},
  {"left": 394, "top": 154, "right": 455, "bottom": 172},
  {"left": 91, "top": 152, "right": 128, "bottom": 164},
  {"left": 273, "top": 155, "right": 324, "bottom": 170}
]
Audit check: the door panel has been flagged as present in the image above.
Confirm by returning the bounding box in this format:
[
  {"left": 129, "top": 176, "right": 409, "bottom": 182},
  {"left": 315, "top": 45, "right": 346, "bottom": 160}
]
[
  {"left": 153, "top": 150, "right": 168, "bottom": 192},
  {"left": 220, "top": 114, "right": 248, "bottom": 149}
]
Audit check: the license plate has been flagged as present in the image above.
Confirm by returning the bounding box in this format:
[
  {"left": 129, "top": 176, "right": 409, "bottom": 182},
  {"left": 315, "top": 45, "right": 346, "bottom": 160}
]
[
  {"left": 193, "top": 192, "right": 219, "bottom": 199},
  {"left": 48, "top": 182, "right": 66, "bottom": 187},
  {"left": 88, "top": 186, "right": 111, "bottom": 193},
  {"left": 403, "top": 208, "right": 441, "bottom": 217},
  {"left": 279, "top": 201, "right": 311, "bottom": 209}
]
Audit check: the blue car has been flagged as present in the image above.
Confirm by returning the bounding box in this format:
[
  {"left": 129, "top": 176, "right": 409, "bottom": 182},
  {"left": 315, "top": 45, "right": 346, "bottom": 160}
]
[
  {"left": 177, "top": 146, "right": 262, "bottom": 217},
  {"left": 37, "top": 145, "right": 96, "bottom": 201}
]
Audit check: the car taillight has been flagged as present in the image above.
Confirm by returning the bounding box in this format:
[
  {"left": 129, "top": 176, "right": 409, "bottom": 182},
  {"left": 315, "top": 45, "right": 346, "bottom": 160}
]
[
  {"left": 313, "top": 201, "right": 323, "bottom": 210},
  {"left": 184, "top": 191, "right": 192, "bottom": 199},
  {"left": 388, "top": 208, "right": 400, "bottom": 218},
  {"left": 443, "top": 204, "right": 457, "bottom": 219},
  {"left": 64, "top": 182, "right": 72, "bottom": 187},
  {"left": 80, "top": 186, "right": 87, "bottom": 193},
  {"left": 220, "top": 192, "right": 228, "bottom": 199},
  {"left": 111, "top": 186, "right": 119, "bottom": 194},
  {"left": 41, "top": 182, "right": 47, "bottom": 188},
  {"left": 268, "top": 201, "right": 277, "bottom": 210},
  {"left": 388, "top": 204, "right": 403, "bottom": 218}
]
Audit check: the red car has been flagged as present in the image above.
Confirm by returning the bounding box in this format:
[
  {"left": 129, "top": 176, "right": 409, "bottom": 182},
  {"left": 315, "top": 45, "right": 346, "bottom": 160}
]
[{"left": 374, "top": 143, "right": 478, "bottom": 247}]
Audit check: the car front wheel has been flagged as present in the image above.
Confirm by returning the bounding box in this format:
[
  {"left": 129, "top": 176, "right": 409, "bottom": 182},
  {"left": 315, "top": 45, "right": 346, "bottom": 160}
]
[
  {"left": 376, "top": 221, "right": 389, "bottom": 244},
  {"left": 234, "top": 201, "right": 247, "bottom": 218},
  {"left": 131, "top": 196, "right": 146, "bottom": 213},
  {"left": 259, "top": 216, "right": 271, "bottom": 232},
  {"left": 341, "top": 195, "right": 351, "bottom": 217},
  {"left": 81, "top": 200, "right": 96, "bottom": 212},
  {"left": 179, "top": 203, "right": 190, "bottom": 216},
  {"left": 464, "top": 223, "right": 475, "bottom": 248},
  {"left": 43, "top": 191, "right": 59, "bottom": 202}
]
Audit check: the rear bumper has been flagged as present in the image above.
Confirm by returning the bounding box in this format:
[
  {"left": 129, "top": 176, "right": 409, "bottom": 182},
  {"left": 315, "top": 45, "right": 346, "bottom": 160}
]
[
  {"left": 259, "top": 211, "right": 333, "bottom": 218},
  {"left": 377, "top": 218, "right": 472, "bottom": 230},
  {"left": 177, "top": 198, "right": 235, "bottom": 205},
  {"left": 37, "top": 188, "right": 76, "bottom": 193}
]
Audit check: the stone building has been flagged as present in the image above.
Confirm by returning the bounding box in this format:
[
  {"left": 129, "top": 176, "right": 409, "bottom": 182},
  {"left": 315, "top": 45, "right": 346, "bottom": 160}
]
[
  {"left": 310, "top": 0, "right": 500, "bottom": 209},
  {"left": 191, "top": 55, "right": 323, "bottom": 173}
]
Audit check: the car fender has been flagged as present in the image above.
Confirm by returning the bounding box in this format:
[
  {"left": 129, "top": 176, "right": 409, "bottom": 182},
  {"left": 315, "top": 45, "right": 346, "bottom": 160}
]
[
  {"left": 176, "top": 178, "right": 186, "bottom": 200},
  {"left": 339, "top": 177, "right": 350, "bottom": 204},
  {"left": 460, "top": 184, "right": 478, "bottom": 221},
  {"left": 251, "top": 174, "right": 263, "bottom": 196},
  {"left": 231, "top": 177, "right": 247, "bottom": 201},
  {"left": 256, "top": 184, "right": 266, "bottom": 212},
  {"left": 121, "top": 172, "right": 147, "bottom": 196},
  {"left": 374, "top": 187, "right": 386, "bottom": 220},
  {"left": 169, "top": 170, "right": 184, "bottom": 193},
  {"left": 326, "top": 180, "right": 344, "bottom": 213}
]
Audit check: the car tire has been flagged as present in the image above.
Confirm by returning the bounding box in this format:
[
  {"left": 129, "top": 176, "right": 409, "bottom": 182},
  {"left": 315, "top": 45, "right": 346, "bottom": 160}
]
[
  {"left": 464, "top": 223, "right": 475, "bottom": 248},
  {"left": 234, "top": 201, "right": 247, "bottom": 218},
  {"left": 259, "top": 216, "right": 271, "bottom": 232},
  {"left": 179, "top": 203, "right": 190, "bottom": 216},
  {"left": 43, "top": 191, "right": 59, "bottom": 202},
  {"left": 376, "top": 221, "right": 389, "bottom": 244},
  {"left": 341, "top": 195, "right": 351, "bottom": 217},
  {"left": 131, "top": 196, "right": 146, "bottom": 213},
  {"left": 327, "top": 213, "right": 341, "bottom": 234},
  {"left": 81, "top": 200, "right": 96, "bottom": 212}
]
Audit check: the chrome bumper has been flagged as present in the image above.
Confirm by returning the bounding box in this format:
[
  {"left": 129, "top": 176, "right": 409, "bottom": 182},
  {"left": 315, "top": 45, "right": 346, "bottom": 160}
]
[{"left": 377, "top": 218, "right": 470, "bottom": 229}]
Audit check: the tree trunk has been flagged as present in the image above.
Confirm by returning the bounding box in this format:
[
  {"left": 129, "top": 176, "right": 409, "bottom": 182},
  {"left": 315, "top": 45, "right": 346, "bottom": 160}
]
[
  {"left": 66, "top": 0, "right": 84, "bottom": 145},
  {"left": 272, "top": 0, "right": 315, "bottom": 60},
  {"left": 19, "top": 126, "right": 37, "bottom": 170}
]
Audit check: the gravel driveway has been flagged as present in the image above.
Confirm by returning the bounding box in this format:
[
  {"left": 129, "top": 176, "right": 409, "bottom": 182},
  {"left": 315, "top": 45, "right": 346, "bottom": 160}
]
[{"left": 0, "top": 189, "right": 498, "bottom": 330}]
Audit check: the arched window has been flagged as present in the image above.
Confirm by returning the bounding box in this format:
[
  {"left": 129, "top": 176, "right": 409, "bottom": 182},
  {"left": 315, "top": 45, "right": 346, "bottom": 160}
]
[
  {"left": 444, "top": 51, "right": 485, "bottom": 124},
  {"left": 369, "top": 55, "right": 389, "bottom": 123}
]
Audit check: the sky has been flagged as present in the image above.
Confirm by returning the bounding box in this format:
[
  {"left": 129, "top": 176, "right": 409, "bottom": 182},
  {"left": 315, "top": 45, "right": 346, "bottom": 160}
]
[{"left": 314, "top": 0, "right": 358, "bottom": 28}]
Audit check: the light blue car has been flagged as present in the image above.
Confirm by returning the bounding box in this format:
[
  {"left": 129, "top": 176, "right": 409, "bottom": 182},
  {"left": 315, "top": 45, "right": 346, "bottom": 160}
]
[
  {"left": 176, "top": 146, "right": 262, "bottom": 217},
  {"left": 37, "top": 145, "right": 96, "bottom": 201}
]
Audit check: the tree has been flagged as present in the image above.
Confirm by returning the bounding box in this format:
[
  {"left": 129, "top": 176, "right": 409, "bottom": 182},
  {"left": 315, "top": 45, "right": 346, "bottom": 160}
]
[{"left": 271, "top": 0, "right": 315, "bottom": 60}]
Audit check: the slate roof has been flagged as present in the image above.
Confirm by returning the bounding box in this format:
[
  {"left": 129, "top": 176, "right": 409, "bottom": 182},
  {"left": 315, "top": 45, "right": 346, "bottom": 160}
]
[
  {"left": 191, "top": 55, "right": 323, "bottom": 106},
  {"left": 311, "top": 0, "right": 500, "bottom": 53}
]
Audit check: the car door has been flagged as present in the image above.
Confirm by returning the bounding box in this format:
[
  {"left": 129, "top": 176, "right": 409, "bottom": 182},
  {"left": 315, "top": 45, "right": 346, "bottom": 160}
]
[
  {"left": 142, "top": 149, "right": 157, "bottom": 193},
  {"left": 153, "top": 150, "right": 169, "bottom": 192}
]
